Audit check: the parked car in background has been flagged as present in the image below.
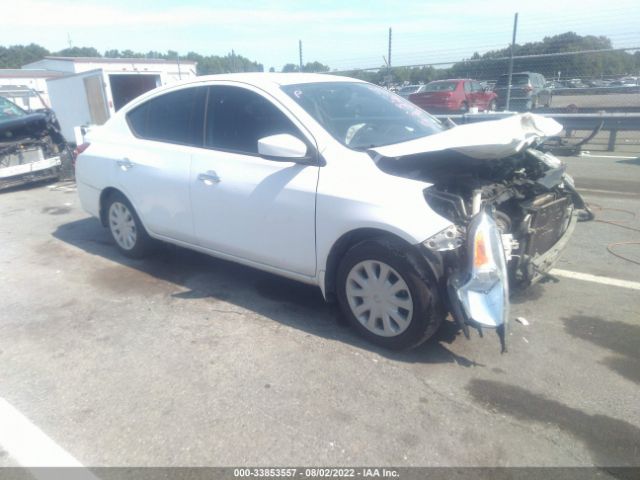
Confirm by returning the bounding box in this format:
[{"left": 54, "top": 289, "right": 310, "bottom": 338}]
[
  {"left": 495, "top": 72, "right": 552, "bottom": 111},
  {"left": 397, "top": 84, "right": 426, "bottom": 98},
  {"left": 0, "top": 96, "right": 71, "bottom": 189},
  {"left": 76, "top": 73, "right": 586, "bottom": 352},
  {"left": 408, "top": 79, "right": 497, "bottom": 113},
  {"left": 610, "top": 77, "right": 638, "bottom": 87}
]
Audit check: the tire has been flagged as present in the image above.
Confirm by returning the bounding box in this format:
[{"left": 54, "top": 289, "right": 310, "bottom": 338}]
[
  {"left": 460, "top": 101, "right": 469, "bottom": 113},
  {"left": 336, "top": 237, "right": 443, "bottom": 350},
  {"left": 530, "top": 96, "right": 538, "bottom": 110},
  {"left": 488, "top": 100, "right": 497, "bottom": 112},
  {"left": 105, "top": 191, "right": 154, "bottom": 258},
  {"left": 57, "top": 147, "right": 75, "bottom": 181}
]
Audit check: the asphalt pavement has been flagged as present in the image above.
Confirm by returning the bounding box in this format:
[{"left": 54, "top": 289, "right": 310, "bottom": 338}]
[{"left": 0, "top": 152, "right": 638, "bottom": 468}]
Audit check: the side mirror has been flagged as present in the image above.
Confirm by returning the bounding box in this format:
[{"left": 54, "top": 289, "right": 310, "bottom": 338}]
[{"left": 257, "top": 134, "right": 313, "bottom": 164}]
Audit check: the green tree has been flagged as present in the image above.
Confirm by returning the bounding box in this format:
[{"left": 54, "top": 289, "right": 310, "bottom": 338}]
[
  {"left": 0, "top": 43, "right": 49, "bottom": 68},
  {"left": 53, "top": 46, "right": 102, "bottom": 57}
]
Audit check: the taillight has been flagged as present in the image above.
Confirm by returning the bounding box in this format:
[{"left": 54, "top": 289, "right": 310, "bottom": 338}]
[
  {"left": 73, "top": 142, "right": 90, "bottom": 160},
  {"left": 523, "top": 84, "right": 533, "bottom": 93},
  {"left": 72, "top": 142, "right": 90, "bottom": 168}
]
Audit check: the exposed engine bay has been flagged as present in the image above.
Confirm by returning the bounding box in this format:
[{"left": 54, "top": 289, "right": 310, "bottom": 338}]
[
  {"left": 368, "top": 113, "right": 590, "bottom": 352},
  {"left": 376, "top": 146, "right": 584, "bottom": 286},
  {"left": 0, "top": 96, "right": 71, "bottom": 189}
]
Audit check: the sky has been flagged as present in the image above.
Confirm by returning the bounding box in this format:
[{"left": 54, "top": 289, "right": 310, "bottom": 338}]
[{"left": 4, "top": 0, "right": 640, "bottom": 71}]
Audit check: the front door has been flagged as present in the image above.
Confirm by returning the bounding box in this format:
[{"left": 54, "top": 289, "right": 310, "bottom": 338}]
[{"left": 190, "top": 84, "right": 319, "bottom": 277}]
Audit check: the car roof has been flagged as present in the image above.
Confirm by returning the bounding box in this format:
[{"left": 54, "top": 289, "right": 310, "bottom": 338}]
[{"left": 175, "top": 72, "right": 363, "bottom": 89}]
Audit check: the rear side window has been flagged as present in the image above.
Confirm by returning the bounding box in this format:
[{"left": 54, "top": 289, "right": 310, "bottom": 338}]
[
  {"left": 127, "top": 87, "right": 206, "bottom": 146},
  {"left": 205, "top": 85, "right": 300, "bottom": 155},
  {"left": 496, "top": 74, "right": 530, "bottom": 86}
]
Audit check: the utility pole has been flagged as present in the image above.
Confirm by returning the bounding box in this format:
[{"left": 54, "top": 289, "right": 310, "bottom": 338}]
[
  {"left": 177, "top": 51, "right": 181, "bottom": 80},
  {"left": 231, "top": 49, "right": 236, "bottom": 73},
  {"left": 388, "top": 27, "right": 392, "bottom": 69},
  {"left": 299, "top": 40, "right": 303, "bottom": 72},
  {"left": 505, "top": 13, "right": 519, "bottom": 111},
  {"left": 385, "top": 27, "right": 392, "bottom": 88}
]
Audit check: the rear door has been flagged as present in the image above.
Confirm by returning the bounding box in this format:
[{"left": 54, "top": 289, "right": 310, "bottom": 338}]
[
  {"left": 190, "top": 84, "right": 319, "bottom": 276},
  {"left": 115, "top": 86, "right": 206, "bottom": 243}
]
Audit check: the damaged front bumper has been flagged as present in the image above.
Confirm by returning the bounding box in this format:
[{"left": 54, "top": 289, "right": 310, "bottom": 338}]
[{"left": 435, "top": 204, "right": 577, "bottom": 352}]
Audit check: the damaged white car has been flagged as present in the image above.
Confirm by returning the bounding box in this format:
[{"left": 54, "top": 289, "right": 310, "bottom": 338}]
[{"left": 76, "top": 74, "right": 587, "bottom": 351}]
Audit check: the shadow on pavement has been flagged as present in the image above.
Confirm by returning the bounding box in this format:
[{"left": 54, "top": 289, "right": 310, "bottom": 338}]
[
  {"left": 616, "top": 157, "right": 640, "bottom": 166},
  {"left": 53, "top": 217, "right": 481, "bottom": 367},
  {"left": 563, "top": 315, "right": 640, "bottom": 385},
  {"left": 467, "top": 379, "right": 640, "bottom": 467}
]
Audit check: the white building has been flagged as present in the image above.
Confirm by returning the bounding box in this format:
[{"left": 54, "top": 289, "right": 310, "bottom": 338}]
[
  {"left": 12, "top": 56, "right": 198, "bottom": 142},
  {"left": 0, "top": 69, "right": 65, "bottom": 109}
]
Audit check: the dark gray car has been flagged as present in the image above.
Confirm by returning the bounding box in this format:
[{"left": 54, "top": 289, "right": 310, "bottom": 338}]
[{"left": 495, "top": 72, "right": 552, "bottom": 111}]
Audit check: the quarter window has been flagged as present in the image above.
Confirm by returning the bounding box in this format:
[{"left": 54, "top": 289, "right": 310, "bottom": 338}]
[
  {"left": 205, "top": 85, "right": 301, "bottom": 154},
  {"left": 127, "top": 87, "right": 206, "bottom": 146}
]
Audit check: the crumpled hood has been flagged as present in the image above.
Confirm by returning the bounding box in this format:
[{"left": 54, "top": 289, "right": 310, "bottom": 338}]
[{"left": 369, "top": 113, "right": 563, "bottom": 160}]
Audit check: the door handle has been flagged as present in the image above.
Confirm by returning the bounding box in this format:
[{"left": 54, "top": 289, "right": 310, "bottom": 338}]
[
  {"left": 197, "top": 170, "right": 221, "bottom": 185},
  {"left": 116, "top": 158, "right": 135, "bottom": 171}
]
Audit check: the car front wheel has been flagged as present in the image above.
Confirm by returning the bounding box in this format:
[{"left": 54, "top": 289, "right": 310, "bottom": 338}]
[
  {"left": 105, "top": 191, "right": 153, "bottom": 258},
  {"left": 336, "top": 238, "right": 442, "bottom": 350}
]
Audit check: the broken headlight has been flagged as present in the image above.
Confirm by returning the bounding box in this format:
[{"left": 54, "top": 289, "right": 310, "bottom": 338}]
[{"left": 451, "top": 209, "right": 510, "bottom": 330}]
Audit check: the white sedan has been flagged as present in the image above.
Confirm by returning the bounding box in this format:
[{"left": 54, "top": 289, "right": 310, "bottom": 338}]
[{"left": 76, "top": 73, "right": 585, "bottom": 351}]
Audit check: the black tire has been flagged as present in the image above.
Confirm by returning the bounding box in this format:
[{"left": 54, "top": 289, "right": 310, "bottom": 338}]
[
  {"left": 488, "top": 100, "right": 497, "bottom": 112},
  {"left": 336, "top": 237, "right": 443, "bottom": 350},
  {"left": 460, "top": 101, "right": 469, "bottom": 113},
  {"left": 104, "top": 191, "right": 154, "bottom": 258},
  {"left": 57, "top": 147, "right": 75, "bottom": 181}
]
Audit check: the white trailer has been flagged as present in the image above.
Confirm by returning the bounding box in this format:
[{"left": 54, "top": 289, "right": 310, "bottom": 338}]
[
  {"left": 38, "top": 57, "right": 197, "bottom": 143},
  {"left": 46, "top": 69, "right": 162, "bottom": 143}
]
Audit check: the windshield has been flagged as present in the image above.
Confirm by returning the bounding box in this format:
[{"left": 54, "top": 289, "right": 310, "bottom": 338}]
[
  {"left": 0, "top": 96, "right": 27, "bottom": 121},
  {"left": 282, "top": 82, "right": 443, "bottom": 149},
  {"left": 424, "top": 81, "right": 458, "bottom": 92}
]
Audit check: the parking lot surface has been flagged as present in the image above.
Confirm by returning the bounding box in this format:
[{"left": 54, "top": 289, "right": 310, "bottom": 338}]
[{"left": 0, "top": 153, "right": 639, "bottom": 467}]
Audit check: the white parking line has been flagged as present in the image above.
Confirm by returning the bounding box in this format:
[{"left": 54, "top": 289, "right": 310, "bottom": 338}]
[
  {"left": 551, "top": 268, "right": 640, "bottom": 291},
  {"left": 577, "top": 188, "right": 638, "bottom": 196},
  {"left": 0, "top": 397, "right": 97, "bottom": 478},
  {"left": 580, "top": 153, "right": 639, "bottom": 159}
]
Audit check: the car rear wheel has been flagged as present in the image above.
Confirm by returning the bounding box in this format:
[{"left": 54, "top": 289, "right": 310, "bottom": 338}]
[
  {"left": 336, "top": 238, "right": 442, "bottom": 350},
  {"left": 105, "top": 191, "right": 153, "bottom": 258},
  {"left": 488, "top": 100, "right": 497, "bottom": 112},
  {"left": 460, "top": 101, "right": 469, "bottom": 113}
]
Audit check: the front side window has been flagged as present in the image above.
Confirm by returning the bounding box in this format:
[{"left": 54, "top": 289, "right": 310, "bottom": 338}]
[
  {"left": 205, "top": 85, "right": 301, "bottom": 155},
  {"left": 127, "top": 87, "right": 206, "bottom": 146},
  {"left": 282, "top": 82, "right": 443, "bottom": 150}
]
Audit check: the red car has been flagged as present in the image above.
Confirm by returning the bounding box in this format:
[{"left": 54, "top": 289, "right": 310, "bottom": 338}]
[{"left": 408, "top": 79, "right": 497, "bottom": 113}]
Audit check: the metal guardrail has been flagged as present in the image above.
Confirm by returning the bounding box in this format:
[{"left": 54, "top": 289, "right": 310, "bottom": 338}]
[
  {"left": 550, "top": 85, "right": 640, "bottom": 96},
  {"left": 434, "top": 112, "right": 640, "bottom": 151}
]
